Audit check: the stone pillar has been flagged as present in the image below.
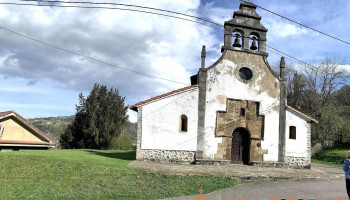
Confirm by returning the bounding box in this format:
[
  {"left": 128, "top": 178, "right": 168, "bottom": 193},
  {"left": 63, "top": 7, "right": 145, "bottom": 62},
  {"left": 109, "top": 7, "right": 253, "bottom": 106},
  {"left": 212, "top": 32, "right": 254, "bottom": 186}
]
[
  {"left": 278, "top": 57, "right": 286, "bottom": 162},
  {"left": 136, "top": 107, "right": 144, "bottom": 160},
  {"left": 224, "top": 27, "right": 232, "bottom": 47},
  {"left": 201, "top": 45, "right": 206, "bottom": 69},
  {"left": 196, "top": 68, "right": 207, "bottom": 160},
  {"left": 306, "top": 123, "right": 312, "bottom": 167}
]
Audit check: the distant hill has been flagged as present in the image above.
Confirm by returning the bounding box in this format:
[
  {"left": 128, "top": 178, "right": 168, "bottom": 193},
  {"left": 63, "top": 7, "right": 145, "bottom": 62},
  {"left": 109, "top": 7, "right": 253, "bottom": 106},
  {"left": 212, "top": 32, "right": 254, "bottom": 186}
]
[
  {"left": 28, "top": 116, "right": 75, "bottom": 147},
  {"left": 28, "top": 116, "right": 137, "bottom": 148}
]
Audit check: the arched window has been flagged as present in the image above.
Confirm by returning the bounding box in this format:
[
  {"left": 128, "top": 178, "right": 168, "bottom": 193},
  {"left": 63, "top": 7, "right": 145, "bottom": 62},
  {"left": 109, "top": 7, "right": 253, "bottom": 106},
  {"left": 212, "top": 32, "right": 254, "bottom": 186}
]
[
  {"left": 179, "top": 115, "right": 188, "bottom": 132},
  {"left": 289, "top": 126, "right": 296, "bottom": 139}
]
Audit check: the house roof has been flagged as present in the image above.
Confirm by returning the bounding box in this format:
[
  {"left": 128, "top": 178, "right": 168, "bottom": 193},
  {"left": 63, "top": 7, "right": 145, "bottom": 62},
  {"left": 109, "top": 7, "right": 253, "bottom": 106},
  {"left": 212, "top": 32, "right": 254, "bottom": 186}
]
[
  {"left": 129, "top": 85, "right": 198, "bottom": 111},
  {"left": 287, "top": 106, "right": 318, "bottom": 123},
  {"left": 0, "top": 110, "right": 55, "bottom": 144}
]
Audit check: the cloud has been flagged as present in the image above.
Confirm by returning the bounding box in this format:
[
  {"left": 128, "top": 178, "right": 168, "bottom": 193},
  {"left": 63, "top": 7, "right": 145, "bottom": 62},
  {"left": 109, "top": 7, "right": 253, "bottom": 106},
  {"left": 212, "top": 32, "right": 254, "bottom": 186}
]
[
  {"left": 266, "top": 20, "right": 308, "bottom": 39},
  {"left": 0, "top": 0, "right": 219, "bottom": 101},
  {"left": 1, "top": 0, "right": 349, "bottom": 121}
]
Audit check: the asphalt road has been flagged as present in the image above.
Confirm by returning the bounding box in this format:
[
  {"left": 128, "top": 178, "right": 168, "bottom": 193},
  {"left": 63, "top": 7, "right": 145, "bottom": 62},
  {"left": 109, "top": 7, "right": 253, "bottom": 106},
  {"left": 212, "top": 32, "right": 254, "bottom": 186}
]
[{"left": 164, "top": 163, "right": 347, "bottom": 200}]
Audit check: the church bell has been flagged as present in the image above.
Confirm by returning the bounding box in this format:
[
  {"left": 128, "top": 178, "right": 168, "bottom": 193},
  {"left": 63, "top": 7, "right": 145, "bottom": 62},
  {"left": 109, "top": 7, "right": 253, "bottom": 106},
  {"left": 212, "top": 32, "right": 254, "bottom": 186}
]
[
  {"left": 232, "top": 34, "right": 241, "bottom": 47},
  {"left": 250, "top": 37, "right": 258, "bottom": 50}
]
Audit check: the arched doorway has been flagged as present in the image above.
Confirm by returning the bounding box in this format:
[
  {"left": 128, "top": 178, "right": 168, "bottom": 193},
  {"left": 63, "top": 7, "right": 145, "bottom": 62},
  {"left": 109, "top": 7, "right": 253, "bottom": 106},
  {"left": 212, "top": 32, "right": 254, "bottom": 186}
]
[{"left": 231, "top": 128, "right": 250, "bottom": 164}]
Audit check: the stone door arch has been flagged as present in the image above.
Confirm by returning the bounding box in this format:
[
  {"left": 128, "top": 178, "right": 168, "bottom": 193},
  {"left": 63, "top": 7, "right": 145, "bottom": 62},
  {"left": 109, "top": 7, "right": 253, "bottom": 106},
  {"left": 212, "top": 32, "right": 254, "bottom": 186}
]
[{"left": 231, "top": 127, "right": 250, "bottom": 164}]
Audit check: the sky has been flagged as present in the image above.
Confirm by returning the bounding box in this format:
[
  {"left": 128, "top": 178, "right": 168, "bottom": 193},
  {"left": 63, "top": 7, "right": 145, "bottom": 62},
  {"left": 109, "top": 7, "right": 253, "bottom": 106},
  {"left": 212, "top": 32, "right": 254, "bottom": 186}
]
[{"left": 0, "top": 0, "right": 349, "bottom": 122}]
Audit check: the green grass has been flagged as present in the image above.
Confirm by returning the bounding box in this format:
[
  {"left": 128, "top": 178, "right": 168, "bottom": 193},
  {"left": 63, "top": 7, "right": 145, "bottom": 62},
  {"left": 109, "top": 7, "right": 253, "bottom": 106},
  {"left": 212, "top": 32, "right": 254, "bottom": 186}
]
[
  {"left": 312, "top": 146, "right": 350, "bottom": 166},
  {"left": 0, "top": 150, "right": 239, "bottom": 200}
]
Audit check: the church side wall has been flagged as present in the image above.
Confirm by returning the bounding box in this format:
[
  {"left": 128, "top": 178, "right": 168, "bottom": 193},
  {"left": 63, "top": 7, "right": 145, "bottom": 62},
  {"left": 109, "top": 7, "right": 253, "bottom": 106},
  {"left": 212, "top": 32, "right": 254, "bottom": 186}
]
[
  {"left": 203, "top": 51, "right": 281, "bottom": 162},
  {"left": 139, "top": 88, "right": 198, "bottom": 163},
  {"left": 285, "top": 110, "right": 311, "bottom": 168}
]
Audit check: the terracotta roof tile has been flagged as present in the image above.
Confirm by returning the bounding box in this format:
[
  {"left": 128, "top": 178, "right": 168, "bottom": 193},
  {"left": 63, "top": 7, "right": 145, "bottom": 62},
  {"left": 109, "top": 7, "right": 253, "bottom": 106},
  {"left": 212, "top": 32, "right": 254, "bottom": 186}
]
[
  {"left": 287, "top": 106, "right": 318, "bottom": 123},
  {"left": 129, "top": 85, "right": 198, "bottom": 111},
  {"left": 0, "top": 110, "right": 55, "bottom": 143}
]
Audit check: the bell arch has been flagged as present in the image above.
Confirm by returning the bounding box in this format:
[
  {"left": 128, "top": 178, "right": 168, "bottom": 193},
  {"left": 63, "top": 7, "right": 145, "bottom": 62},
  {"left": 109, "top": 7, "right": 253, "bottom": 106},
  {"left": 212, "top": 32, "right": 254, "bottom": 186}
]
[
  {"left": 249, "top": 32, "right": 260, "bottom": 51},
  {"left": 232, "top": 29, "right": 244, "bottom": 48}
]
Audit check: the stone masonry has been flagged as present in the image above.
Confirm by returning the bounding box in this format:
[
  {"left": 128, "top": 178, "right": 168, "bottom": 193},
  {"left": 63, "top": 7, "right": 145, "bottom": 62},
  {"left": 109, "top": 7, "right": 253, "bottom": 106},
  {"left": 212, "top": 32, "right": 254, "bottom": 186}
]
[
  {"left": 142, "top": 149, "right": 195, "bottom": 164},
  {"left": 214, "top": 99, "right": 267, "bottom": 162}
]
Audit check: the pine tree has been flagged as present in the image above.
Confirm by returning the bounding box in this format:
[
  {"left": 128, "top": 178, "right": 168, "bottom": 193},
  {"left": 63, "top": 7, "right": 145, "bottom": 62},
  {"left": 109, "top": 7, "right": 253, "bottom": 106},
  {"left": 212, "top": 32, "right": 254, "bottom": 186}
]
[{"left": 60, "top": 83, "right": 128, "bottom": 149}]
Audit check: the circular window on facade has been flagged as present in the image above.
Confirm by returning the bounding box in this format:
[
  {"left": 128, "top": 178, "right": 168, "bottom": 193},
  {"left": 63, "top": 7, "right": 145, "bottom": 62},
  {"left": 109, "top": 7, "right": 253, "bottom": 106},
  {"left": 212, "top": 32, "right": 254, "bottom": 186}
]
[{"left": 239, "top": 67, "right": 253, "bottom": 81}]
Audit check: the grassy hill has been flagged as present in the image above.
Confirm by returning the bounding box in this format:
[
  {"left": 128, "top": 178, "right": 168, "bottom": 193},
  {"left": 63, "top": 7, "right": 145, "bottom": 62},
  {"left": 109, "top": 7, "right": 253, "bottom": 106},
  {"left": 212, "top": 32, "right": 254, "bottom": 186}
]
[
  {"left": 28, "top": 116, "right": 137, "bottom": 148},
  {"left": 0, "top": 150, "right": 239, "bottom": 199},
  {"left": 28, "top": 116, "right": 74, "bottom": 147}
]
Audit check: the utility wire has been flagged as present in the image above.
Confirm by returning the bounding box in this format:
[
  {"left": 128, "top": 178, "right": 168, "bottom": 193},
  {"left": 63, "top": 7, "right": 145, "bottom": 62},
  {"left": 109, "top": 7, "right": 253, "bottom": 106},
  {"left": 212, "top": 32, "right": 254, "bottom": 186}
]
[
  {"left": 1, "top": 1, "right": 327, "bottom": 76},
  {"left": 239, "top": 0, "right": 350, "bottom": 45},
  {"left": 0, "top": 2, "right": 223, "bottom": 31},
  {"left": 18, "top": 0, "right": 223, "bottom": 27},
  {"left": 20, "top": 0, "right": 350, "bottom": 45},
  {"left": 0, "top": 25, "right": 189, "bottom": 85}
]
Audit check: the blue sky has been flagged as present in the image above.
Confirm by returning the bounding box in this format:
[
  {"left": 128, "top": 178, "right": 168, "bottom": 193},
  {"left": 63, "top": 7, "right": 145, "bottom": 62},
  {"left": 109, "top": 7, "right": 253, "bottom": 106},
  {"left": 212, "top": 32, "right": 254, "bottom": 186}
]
[{"left": 0, "top": 0, "right": 349, "bottom": 122}]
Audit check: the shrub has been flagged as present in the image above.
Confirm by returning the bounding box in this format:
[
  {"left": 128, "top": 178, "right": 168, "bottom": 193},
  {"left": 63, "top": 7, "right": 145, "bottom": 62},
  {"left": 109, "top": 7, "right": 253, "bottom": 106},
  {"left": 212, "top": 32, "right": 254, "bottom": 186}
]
[{"left": 111, "top": 134, "right": 132, "bottom": 150}]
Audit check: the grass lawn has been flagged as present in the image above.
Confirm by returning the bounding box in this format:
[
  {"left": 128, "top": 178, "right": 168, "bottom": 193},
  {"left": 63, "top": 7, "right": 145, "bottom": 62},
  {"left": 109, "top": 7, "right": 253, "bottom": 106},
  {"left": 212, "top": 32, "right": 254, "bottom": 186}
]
[
  {"left": 0, "top": 150, "right": 239, "bottom": 200},
  {"left": 312, "top": 146, "right": 350, "bottom": 166}
]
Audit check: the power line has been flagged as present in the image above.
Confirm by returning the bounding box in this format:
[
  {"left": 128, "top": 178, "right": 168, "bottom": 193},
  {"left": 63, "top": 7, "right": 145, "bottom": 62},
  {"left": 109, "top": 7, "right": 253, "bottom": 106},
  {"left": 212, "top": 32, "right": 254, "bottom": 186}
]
[
  {"left": 0, "top": 25, "right": 189, "bottom": 85},
  {"left": 21, "top": 0, "right": 350, "bottom": 46},
  {"left": 18, "top": 0, "right": 223, "bottom": 28},
  {"left": 0, "top": 2, "right": 223, "bottom": 31},
  {"left": 239, "top": 0, "right": 350, "bottom": 45},
  {"left": 266, "top": 45, "right": 316, "bottom": 69},
  {"left": 2, "top": 1, "right": 326, "bottom": 76}
]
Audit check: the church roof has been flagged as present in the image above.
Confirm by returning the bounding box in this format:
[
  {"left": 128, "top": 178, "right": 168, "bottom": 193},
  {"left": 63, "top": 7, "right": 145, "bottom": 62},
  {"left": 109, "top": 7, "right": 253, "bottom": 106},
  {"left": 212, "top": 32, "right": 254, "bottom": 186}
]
[
  {"left": 287, "top": 106, "right": 318, "bottom": 123},
  {"left": 0, "top": 110, "right": 55, "bottom": 144},
  {"left": 129, "top": 85, "right": 199, "bottom": 111}
]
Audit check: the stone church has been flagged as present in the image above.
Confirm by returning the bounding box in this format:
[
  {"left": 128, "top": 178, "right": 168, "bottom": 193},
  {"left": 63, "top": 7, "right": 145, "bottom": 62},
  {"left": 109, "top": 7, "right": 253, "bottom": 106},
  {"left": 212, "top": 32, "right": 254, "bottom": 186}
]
[{"left": 130, "top": 2, "right": 317, "bottom": 168}]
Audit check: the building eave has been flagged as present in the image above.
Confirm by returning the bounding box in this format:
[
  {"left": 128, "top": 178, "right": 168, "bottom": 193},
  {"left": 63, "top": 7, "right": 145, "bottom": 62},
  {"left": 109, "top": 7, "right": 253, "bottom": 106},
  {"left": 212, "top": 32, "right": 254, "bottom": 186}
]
[
  {"left": 129, "top": 85, "right": 198, "bottom": 112},
  {"left": 287, "top": 106, "right": 318, "bottom": 124}
]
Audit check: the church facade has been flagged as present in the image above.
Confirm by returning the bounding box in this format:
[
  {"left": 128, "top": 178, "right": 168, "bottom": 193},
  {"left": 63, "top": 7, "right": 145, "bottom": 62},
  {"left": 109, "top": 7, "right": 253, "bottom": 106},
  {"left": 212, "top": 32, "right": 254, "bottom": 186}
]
[{"left": 130, "top": 2, "right": 317, "bottom": 168}]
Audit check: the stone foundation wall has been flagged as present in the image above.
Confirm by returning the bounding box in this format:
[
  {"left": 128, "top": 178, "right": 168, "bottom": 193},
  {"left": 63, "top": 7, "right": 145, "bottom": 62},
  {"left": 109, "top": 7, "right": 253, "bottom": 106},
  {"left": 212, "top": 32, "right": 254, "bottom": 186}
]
[
  {"left": 142, "top": 149, "right": 195, "bottom": 164},
  {"left": 285, "top": 156, "right": 311, "bottom": 169}
]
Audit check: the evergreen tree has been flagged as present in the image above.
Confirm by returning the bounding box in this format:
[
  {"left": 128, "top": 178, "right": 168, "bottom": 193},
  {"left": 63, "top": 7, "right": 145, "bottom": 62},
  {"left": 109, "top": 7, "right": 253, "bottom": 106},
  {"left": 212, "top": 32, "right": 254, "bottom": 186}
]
[{"left": 60, "top": 83, "right": 128, "bottom": 149}]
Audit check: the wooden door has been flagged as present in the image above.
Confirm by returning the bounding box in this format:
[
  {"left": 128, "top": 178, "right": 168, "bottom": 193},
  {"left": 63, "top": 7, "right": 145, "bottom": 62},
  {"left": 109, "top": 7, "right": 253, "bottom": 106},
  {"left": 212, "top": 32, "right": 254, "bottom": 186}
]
[{"left": 231, "top": 132, "right": 242, "bottom": 163}]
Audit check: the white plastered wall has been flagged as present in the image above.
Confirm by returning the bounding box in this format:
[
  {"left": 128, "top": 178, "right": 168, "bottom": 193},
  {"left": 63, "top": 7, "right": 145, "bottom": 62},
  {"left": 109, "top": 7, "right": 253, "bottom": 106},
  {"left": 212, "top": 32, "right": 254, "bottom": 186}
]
[
  {"left": 204, "top": 57, "right": 281, "bottom": 161},
  {"left": 285, "top": 110, "right": 309, "bottom": 158},
  {"left": 141, "top": 88, "right": 198, "bottom": 151}
]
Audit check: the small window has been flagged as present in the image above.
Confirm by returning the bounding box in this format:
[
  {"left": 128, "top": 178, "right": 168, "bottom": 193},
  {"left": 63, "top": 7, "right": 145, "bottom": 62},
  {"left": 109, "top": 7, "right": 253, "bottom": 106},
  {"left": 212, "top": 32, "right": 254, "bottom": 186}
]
[
  {"left": 179, "top": 115, "right": 188, "bottom": 132},
  {"left": 240, "top": 108, "right": 245, "bottom": 117},
  {"left": 289, "top": 126, "right": 296, "bottom": 139}
]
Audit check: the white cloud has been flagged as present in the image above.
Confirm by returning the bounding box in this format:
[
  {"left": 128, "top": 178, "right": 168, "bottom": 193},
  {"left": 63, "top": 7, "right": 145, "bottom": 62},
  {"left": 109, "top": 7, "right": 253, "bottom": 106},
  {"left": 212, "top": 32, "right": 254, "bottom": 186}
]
[{"left": 265, "top": 20, "right": 308, "bottom": 40}]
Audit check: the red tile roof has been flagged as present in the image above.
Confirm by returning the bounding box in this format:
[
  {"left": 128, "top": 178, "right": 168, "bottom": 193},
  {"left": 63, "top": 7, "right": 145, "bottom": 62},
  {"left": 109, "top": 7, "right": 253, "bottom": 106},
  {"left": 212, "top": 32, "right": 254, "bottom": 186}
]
[
  {"left": 129, "top": 85, "right": 198, "bottom": 111},
  {"left": 0, "top": 110, "right": 55, "bottom": 143},
  {"left": 287, "top": 106, "right": 318, "bottom": 123}
]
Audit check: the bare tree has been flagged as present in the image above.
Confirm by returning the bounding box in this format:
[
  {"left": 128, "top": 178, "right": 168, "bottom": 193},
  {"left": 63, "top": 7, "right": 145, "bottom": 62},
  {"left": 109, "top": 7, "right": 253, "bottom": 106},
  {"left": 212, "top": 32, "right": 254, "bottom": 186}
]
[
  {"left": 272, "top": 57, "right": 349, "bottom": 144},
  {"left": 300, "top": 57, "right": 349, "bottom": 143}
]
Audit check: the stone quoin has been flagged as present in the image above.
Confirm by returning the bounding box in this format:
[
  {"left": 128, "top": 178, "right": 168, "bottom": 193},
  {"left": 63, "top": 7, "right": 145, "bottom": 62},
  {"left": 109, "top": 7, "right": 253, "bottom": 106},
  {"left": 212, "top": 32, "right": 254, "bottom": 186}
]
[{"left": 129, "top": 2, "right": 318, "bottom": 169}]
